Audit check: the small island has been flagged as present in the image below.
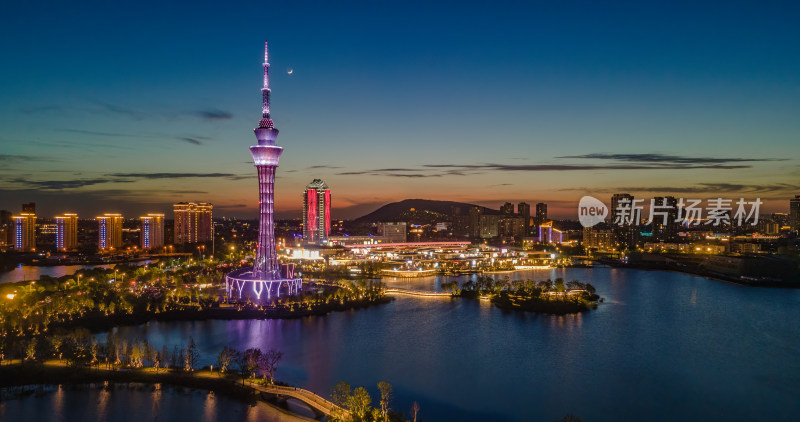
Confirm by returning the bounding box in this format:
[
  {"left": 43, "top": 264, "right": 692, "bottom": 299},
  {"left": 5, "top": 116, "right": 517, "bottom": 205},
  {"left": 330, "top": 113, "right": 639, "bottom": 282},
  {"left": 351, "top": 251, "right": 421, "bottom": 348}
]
[{"left": 441, "top": 276, "right": 601, "bottom": 315}]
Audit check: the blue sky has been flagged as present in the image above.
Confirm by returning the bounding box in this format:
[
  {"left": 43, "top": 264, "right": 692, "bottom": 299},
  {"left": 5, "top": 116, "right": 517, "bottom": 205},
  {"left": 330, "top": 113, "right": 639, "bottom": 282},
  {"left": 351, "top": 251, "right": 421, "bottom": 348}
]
[{"left": 1, "top": 0, "right": 799, "bottom": 219}]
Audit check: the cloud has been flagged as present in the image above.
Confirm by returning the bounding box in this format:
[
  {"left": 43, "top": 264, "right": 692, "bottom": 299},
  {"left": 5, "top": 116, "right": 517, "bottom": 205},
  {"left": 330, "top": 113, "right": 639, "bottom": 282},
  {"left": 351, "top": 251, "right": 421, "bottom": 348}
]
[
  {"left": 422, "top": 162, "right": 751, "bottom": 171},
  {"left": 560, "top": 183, "right": 800, "bottom": 194},
  {"left": 0, "top": 154, "right": 44, "bottom": 162},
  {"left": 177, "top": 137, "right": 203, "bottom": 145},
  {"left": 61, "top": 128, "right": 150, "bottom": 137},
  {"left": 557, "top": 153, "right": 786, "bottom": 165},
  {"left": 194, "top": 109, "right": 233, "bottom": 120},
  {"left": 337, "top": 170, "right": 441, "bottom": 178},
  {"left": 307, "top": 165, "right": 343, "bottom": 169},
  {"left": 214, "top": 204, "right": 248, "bottom": 209},
  {"left": 92, "top": 100, "right": 146, "bottom": 120},
  {"left": 2, "top": 177, "right": 133, "bottom": 191},
  {"left": 108, "top": 172, "right": 248, "bottom": 180}
]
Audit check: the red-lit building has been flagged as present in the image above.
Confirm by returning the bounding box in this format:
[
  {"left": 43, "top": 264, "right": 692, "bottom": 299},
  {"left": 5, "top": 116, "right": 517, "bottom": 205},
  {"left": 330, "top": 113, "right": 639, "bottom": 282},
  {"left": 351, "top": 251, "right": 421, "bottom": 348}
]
[{"left": 303, "top": 179, "right": 331, "bottom": 244}]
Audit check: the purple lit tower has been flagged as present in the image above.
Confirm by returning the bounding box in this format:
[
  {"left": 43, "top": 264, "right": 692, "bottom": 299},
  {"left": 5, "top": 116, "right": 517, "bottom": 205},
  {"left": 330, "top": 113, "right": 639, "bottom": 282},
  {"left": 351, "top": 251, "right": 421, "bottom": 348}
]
[{"left": 226, "top": 41, "right": 302, "bottom": 301}]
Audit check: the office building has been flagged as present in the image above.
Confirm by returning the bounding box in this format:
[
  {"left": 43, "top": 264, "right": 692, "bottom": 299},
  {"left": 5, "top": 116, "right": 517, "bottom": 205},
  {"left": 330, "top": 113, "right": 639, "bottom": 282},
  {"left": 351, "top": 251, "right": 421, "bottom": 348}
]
[
  {"left": 790, "top": 195, "right": 800, "bottom": 231},
  {"left": 0, "top": 210, "right": 11, "bottom": 247},
  {"left": 174, "top": 202, "right": 213, "bottom": 244},
  {"left": 535, "top": 202, "right": 547, "bottom": 226},
  {"left": 55, "top": 213, "right": 78, "bottom": 251},
  {"left": 22, "top": 202, "right": 35, "bottom": 213},
  {"left": 303, "top": 179, "right": 331, "bottom": 244},
  {"left": 518, "top": 202, "right": 531, "bottom": 232},
  {"left": 12, "top": 213, "right": 36, "bottom": 251},
  {"left": 141, "top": 213, "right": 165, "bottom": 249},
  {"left": 97, "top": 213, "right": 123, "bottom": 250}
]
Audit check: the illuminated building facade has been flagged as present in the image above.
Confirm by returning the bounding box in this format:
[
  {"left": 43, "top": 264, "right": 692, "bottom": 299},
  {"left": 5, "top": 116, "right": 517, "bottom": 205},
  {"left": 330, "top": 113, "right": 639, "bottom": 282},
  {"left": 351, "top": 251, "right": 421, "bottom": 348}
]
[
  {"left": 303, "top": 179, "right": 331, "bottom": 244},
  {"left": 55, "top": 213, "right": 78, "bottom": 251},
  {"left": 225, "top": 41, "right": 301, "bottom": 301},
  {"left": 141, "top": 213, "right": 165, "bottom": 249},
  {"left": 173, "top": 202, "right": 213, "bottom": 244},
  {"left": 12, "top": 213, "right": 36, "bottom": 251},
  {"left": 538, "top": 221, "right": 564, "bottom": 244},
  {"left": 97, "top": 213, "right": 123, "bottom": 250}
]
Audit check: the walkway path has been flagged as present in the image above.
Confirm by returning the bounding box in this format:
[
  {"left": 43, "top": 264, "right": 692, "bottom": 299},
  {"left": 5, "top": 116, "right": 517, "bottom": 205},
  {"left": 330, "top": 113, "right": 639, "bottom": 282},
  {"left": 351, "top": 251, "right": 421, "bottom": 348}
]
[{"left": 385, "top": 288, "right": 452, "bottom": 297}]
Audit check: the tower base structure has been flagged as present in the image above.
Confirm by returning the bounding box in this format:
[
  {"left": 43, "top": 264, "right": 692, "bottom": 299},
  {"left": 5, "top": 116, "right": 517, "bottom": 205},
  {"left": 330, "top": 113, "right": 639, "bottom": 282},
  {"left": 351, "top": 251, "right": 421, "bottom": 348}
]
[{"left": 225, "top": 267, "right": 302, "bottom": 302}]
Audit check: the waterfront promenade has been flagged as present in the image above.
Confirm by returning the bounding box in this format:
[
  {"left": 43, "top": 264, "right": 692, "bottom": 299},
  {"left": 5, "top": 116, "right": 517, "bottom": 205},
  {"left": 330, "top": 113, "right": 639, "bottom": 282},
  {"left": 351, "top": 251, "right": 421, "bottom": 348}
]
[{"left": 0, "top": 360, "right": 346, "bottom": 421}]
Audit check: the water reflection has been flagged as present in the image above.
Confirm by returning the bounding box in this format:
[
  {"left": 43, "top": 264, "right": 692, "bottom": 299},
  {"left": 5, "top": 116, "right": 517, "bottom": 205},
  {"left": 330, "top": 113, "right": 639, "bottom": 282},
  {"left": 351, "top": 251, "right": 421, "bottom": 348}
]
[
  {"left": 35, "top": 268, "right": 800, "bottom": 421},
  {"left": 0, "top": 260, "right": 155, "bottom": 284},
  {"left": 0, "top": 383, "right": 302, "bottom": 422}
]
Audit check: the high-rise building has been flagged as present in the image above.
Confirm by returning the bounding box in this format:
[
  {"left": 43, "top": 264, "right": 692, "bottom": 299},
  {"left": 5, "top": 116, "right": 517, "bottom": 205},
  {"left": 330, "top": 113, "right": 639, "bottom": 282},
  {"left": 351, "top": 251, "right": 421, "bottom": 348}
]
[
  {"left": 141, "top": 213, "right": 165, "bottom": 249},
  {"left": 225, "top": 41, "right": 301, "bottom": 301},
  {"left": 22, "top": 202, "right": 35, "bottom": 213},
  {"left": 55, "top": 213, "right": 78, "bottom": 251},
  {"left": 790, "top": 195, "right": 800, "bottom": 231},
  {"left": 535, "top": 203, "right": 547, "bottom": 225},
  {"left": 651, "top": 196, "right": 678, "bottom": 240},
  {"left": 610, "top": 193, "right": 634, "bottom": 224},
  {"left": 12, "top": 213, "right": 36, "bottom": 251},
  {"left": 0, "top": 210, "right": 12, "bottom": 247},
  {"left": 97, "top": 213, "right": 123, "bottom": 250},
  {"left": 500, "top": 202, "right": 515, "bottom": 215},
  {"left": 173, "top": 202, "right": 213, "bottom": 244},
  {"left": 303, "top": 179, "right": 331, "bottom": 244},
  {"left": 518, "top": 202, "right": 531, "bottom": 232}
]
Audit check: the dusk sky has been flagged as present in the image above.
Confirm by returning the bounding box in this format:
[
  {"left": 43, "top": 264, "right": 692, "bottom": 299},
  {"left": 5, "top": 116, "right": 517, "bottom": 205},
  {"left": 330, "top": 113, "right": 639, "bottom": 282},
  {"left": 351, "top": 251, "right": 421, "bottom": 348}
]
[{"left": 1, "top": 0, "right": 799, "bottom": 220}]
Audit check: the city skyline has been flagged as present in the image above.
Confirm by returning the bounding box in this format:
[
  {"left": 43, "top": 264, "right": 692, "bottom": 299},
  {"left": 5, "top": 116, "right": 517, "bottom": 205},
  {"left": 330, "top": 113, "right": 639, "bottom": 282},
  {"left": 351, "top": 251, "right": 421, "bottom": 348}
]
[{"left": 1, "top": 1, "right": 799, "bottom": 220}]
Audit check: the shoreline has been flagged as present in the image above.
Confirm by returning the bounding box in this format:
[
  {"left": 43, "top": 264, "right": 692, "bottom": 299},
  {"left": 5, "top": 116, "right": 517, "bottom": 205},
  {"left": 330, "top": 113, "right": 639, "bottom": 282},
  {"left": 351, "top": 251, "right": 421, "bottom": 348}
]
[
  {"left": 47, "top": 296, "right": 394, "bottom": 334},
  {"left": 0, "top": 362, "right": 328, "bottom": 421}
]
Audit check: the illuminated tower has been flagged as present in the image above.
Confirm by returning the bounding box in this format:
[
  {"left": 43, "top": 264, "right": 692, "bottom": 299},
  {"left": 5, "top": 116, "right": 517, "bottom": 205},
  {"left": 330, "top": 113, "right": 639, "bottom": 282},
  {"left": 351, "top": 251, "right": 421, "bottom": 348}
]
[
  {"left": 141, "top": 213, "right": 165, "bottom": 249},
  {"left": 97, "top": 213, "right": 123, "bottom": 250},
  {"left": 12, "top": 213, "right": 36, "bottom": 252},
  {"left": 303, "top": 179, "right": 331, "bottom": 244},
  {"left": 225, "top": 41, "right": 301, "bottom": 301},
  {"left": 55, "top": 213, "right": 78, "bottom": 251}
]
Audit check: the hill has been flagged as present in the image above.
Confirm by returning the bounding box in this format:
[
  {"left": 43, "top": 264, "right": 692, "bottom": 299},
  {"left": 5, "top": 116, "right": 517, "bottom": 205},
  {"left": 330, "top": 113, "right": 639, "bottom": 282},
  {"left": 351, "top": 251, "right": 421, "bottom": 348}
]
[{"left": 353, "top": 199, "right": 497, "bottom": 225}]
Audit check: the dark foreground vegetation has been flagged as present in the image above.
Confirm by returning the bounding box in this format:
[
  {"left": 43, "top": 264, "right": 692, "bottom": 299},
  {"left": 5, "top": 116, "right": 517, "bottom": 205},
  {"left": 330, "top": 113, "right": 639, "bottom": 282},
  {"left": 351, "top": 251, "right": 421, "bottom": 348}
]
[{"left": 441, "top": 276, "right": 601, "bottom": 315}]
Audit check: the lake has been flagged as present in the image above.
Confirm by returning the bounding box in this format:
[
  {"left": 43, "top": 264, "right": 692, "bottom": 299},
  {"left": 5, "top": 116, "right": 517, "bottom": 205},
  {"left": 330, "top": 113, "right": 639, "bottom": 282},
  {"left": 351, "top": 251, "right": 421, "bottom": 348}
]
[{"left": 9, "top": 267, "right": 800, "bottom": 421}]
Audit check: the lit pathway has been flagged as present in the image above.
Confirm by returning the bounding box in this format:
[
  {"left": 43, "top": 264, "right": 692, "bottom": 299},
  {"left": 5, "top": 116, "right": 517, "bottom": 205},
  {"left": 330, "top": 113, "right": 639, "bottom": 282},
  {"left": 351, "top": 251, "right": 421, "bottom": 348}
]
[
  {"left": 35, "top": 361, "right": 346, "bottom": 420},
  {"left": 385, "top": 288, "right": 452, "bottom": 297}
]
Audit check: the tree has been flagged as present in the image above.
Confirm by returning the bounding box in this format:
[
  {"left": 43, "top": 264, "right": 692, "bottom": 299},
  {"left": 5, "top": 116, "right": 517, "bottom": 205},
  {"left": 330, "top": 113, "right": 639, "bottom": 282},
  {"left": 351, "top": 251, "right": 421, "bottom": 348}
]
[
  {"left": 216, "top": 346, "right": 235, "bottom": 375},
  {"left": 348, "top": 387, "right": 372, "bottom": 422},
  {"left": 377, "top": 381, "right": 392, "bottom": 422},
  {"left": 160, "top": 345, "right": 169, "bottom": 369},
  {"left": 242, "top": 348, "right": 262, "bottom": 379},
  {"left": 258, "top": 349, "right": 282, "bottom": 383},
  {"left": 184, "top": 337, "right": 199, "bottom": 372}
]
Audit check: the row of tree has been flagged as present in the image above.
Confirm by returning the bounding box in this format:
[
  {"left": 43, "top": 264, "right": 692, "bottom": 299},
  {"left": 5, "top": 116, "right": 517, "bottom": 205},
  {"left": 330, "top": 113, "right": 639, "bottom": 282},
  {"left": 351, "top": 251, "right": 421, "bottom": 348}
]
[
  {"left": 330, "top": 381, "right": 418, "bottom": 422},
  {"left": 441, "top": 276, "right": 597, "bottom": 299}
]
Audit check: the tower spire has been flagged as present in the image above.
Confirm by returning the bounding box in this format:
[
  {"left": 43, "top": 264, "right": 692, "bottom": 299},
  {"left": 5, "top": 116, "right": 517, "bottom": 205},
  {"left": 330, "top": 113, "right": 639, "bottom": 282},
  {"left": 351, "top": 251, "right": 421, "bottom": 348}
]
[{"left": 259, "top": 40, "right": 273, "bottom": 129}]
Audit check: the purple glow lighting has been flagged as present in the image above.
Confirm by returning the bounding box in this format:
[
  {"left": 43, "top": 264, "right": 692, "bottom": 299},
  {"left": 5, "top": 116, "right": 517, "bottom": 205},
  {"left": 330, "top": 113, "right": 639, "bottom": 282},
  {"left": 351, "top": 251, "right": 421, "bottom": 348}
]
[{"left": 225, "top": 41, "right": 302, "bottom": 301}]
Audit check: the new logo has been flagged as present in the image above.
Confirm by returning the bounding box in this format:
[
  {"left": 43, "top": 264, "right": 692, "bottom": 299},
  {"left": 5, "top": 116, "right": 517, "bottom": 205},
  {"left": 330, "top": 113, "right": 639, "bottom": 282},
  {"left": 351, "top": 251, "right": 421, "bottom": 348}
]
[{"left": 578, "top": 196, "right": 608, "bottom": 227}]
